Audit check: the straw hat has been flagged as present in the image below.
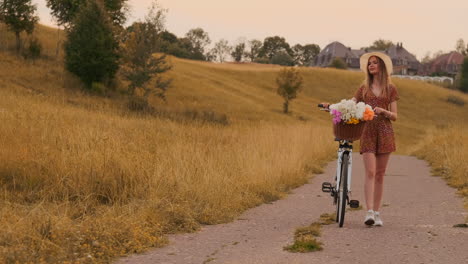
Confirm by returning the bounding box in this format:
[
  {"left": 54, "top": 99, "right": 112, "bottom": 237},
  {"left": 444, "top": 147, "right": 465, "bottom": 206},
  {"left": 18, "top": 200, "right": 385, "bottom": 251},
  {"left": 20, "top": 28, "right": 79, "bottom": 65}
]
[{"left": 360, "top": 52, "right": 393, "bottom": 75}]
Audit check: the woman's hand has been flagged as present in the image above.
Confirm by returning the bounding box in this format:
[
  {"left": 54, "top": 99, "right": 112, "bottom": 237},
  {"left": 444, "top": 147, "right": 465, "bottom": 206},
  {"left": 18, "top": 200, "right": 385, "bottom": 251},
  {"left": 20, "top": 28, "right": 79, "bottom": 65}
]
[
  {"left": 373, "top": 107, "right": 386, "bottom": 114},
  {"left": 319, "top": 102, "right": 330, "bottom": 109},
  {"left": 374, "top": 107, "right": 395, "bottom": 120}
]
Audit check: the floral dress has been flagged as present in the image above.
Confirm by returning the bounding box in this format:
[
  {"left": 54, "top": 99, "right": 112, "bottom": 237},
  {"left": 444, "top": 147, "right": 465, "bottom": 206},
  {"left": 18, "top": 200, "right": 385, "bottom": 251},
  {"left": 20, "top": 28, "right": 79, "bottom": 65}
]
[{"left": 353, "top": 84, "right": 399, "bottom": 154}]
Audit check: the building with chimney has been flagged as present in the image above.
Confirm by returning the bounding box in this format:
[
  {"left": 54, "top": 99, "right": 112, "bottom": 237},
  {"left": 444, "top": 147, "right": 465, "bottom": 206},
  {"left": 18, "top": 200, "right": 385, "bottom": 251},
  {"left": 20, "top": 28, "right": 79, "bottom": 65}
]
[
  {"left": 311, "top": 41, "right": 421, "bottom": 75},
  {"left": 419, "top": 51, "right": 464, "bottom": 77}
]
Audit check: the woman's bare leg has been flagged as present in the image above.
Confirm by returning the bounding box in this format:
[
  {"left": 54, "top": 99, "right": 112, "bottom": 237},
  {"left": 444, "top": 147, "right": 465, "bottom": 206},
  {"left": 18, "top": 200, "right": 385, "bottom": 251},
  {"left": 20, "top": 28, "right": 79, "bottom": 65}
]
[
  {"left": 363, "top": 153, "right": 376, "bottom": 210},
  {"left": 373, "top": 153, "right": 391, "bottom": 212}
]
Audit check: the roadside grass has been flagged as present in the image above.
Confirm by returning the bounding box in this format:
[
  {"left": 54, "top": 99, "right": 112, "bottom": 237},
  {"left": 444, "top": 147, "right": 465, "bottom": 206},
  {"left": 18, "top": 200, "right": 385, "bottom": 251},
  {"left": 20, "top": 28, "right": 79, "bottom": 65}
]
[
  {"left": 318, "top": 213, "right": 336, "bottom": 225},
  {"left": 0, "top": 83, "right": 335, "bottom": 262},
  {"left": 414, "top": 124, "right": 468, "bottom": 224},
  {"left": 284, "top": 213, "right": 336, "bottom": 253},
  {"left": 284, "top": 223, "right": 323, "bottom": 253}
]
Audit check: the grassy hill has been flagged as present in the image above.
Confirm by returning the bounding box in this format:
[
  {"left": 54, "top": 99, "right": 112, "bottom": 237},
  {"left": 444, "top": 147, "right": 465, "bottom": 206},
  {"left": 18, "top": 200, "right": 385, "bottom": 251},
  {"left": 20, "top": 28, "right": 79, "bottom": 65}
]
[
  {"left": 1, "top": 23, "right": 467, "bottom": 262},
  {"left": 166, "top": 58, "right": 468, "bottom": 153}
]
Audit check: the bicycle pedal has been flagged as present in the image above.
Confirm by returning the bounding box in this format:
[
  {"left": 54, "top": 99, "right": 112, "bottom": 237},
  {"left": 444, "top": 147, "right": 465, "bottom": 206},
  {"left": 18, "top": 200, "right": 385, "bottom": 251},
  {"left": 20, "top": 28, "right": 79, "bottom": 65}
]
[
  {"left": 322, "top": 182, "right": 332, "bottom": 193},
  {"left": 349, "top": 200, "right": 360, "bottom": 208}
]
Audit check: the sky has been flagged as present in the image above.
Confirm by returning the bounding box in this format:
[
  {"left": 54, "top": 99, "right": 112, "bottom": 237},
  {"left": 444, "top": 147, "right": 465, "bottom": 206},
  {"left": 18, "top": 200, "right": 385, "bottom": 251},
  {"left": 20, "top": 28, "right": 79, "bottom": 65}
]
[{"left": 33, "top": 0, "right": 468, "bottom": 60}]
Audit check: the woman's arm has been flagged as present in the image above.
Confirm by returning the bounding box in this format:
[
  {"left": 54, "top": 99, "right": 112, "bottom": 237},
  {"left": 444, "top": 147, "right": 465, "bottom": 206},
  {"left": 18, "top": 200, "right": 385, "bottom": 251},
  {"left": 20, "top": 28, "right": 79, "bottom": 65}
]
[{"left": 375, "top": 102, "right": 398, "bottom": 121}]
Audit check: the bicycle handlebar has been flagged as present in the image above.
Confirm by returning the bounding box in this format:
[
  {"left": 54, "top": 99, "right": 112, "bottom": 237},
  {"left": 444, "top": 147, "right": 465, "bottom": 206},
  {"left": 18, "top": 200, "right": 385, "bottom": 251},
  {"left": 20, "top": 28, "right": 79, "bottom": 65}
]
[{"left": 318, "top": 104, "right": 330, "bottom": 111}]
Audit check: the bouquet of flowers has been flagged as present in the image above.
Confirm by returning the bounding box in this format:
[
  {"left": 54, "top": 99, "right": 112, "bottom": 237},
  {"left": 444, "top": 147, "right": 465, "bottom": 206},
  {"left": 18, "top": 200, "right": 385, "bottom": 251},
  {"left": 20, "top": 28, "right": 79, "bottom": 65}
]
[{"left": 329, "top": 99, "right": 375, "bottom": 125}]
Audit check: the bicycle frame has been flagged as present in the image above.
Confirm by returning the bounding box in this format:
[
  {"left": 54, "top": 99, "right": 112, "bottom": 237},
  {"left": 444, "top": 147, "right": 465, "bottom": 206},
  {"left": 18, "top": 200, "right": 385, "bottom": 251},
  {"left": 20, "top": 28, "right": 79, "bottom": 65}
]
[
  {"left": 318, "top": 104, "right": 360, "bottom": 227},
  {"left": 335, "top": 140, "right": 353, "bottom": 200}
]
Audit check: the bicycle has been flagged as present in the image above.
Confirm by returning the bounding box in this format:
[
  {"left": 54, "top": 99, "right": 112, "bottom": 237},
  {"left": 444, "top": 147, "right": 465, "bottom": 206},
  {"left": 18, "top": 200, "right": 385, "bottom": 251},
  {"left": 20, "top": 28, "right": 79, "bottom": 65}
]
[{"left": 318, "top": 104, "right": 360, "bottom": 227}]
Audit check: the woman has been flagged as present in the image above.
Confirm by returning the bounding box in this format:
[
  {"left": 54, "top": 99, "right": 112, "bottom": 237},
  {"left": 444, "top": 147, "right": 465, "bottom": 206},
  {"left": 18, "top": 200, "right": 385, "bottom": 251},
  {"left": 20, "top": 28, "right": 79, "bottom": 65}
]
[{"left": 322, "top": 52, "right": 399, "bottom": 226}]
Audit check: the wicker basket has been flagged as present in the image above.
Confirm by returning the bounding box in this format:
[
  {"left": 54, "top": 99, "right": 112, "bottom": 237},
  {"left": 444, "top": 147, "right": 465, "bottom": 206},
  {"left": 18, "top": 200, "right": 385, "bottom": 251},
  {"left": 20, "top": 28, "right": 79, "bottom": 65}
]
[{"left": 333, "top": 121, "right": 366, "bottom": 141}]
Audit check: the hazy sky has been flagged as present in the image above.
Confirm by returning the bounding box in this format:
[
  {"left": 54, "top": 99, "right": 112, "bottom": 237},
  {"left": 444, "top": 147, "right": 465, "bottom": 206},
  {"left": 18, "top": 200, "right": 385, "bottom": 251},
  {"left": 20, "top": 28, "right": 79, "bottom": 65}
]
[{"left": 34, "top": 0, "right": 468, "bottom": 60}]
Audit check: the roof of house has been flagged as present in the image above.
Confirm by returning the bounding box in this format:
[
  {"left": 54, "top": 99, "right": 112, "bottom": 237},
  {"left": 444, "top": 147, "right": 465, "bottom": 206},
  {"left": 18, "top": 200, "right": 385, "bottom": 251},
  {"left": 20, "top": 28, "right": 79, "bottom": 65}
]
[
  {"left": 431, "top": 51, "right": 464, "bottom": 67},
  {"left": 351, "top": 49, "right": 365, "bottom": 58},
  {"left": 385, "top": 43, "right": 419, "bottom": 63},
  {"left": 318, "top": 41, "right": 357, "bottom": 58}
]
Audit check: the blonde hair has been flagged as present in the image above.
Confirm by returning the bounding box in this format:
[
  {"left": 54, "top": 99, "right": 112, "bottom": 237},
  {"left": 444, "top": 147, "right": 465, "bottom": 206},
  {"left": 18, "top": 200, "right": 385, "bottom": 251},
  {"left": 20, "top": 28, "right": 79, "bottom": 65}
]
[{"left": 362, "top": 56, "right": 393, "bottom": 100}]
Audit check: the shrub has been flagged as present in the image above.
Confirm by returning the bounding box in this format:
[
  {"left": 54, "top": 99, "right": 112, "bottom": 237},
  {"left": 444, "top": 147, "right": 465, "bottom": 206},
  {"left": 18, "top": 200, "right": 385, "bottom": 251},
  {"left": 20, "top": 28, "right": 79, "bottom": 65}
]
[
  {"left": 447, "top": 95, "right": 465, "bottom": 106},
  {"left": 329, "top": 57, "right": 347, "bottom": 69},
  {"left": 22, "top": 37, "right": 41, "bottom": 61},
  {"left": 271, "top": 51, "right": 294, "bottom": 66}
]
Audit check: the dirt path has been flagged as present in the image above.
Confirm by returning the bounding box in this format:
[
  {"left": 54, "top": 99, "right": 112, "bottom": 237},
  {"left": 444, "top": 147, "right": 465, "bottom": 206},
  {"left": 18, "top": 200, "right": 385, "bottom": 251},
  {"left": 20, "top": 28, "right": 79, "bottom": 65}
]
[{"left": 116, "top": 155, "right": 468, "bottom": 264}]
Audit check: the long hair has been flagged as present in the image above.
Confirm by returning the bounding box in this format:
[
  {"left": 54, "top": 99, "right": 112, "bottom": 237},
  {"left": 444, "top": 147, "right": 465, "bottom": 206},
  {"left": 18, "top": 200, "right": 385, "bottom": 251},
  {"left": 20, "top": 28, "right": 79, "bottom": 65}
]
[{"left": 362, "top": 56, "right": 392, "bottom": 100}]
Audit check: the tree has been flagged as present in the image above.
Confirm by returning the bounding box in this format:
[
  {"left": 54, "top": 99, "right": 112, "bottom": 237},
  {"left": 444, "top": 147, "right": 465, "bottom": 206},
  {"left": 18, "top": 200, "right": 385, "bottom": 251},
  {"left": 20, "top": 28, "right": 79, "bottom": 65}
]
[
  {"left": 65, "top": 0, "right": 119, "bottom": 88},
  {"left": 302, "top": 44, "right": 320, "bottom": 65},
  {"left": 121, "top": 24, "right": 171, "bottom": 101},
  {"left": 165, "top": 37, "right": 193, "bottom": 58},
  {"left": 432, "top": 50, "right": 444, "bottom": 60},
  {"left": 185, "top": 27, "right": 210, "bottom": 60},
  {"left": 292, "top": 44, "right": 304, "bottom": 65},
  {"left": 271, "top": 51, "right": 294, "bottom": 66},
  {"left": 247, "top": 39, "right": 262, "bottom": 62},
  {"left": 144, "top": 0, "right": 166, "bottom": 33},
  {"left": 421, "top": 51, "right": 432, "bottom": 64},
  {"left": 329, "top": 57, "right": 347, "bottom": 69},
  {"left": 460, "top": 57, "right": 468, "bottom": 93},
  {"left": 455, "top": 38, "right": 467, "bottom": 56},
  {"left": 253, "top": 56, "right": 270, "bottom": 64},
  {"left": 276, "top": 67, "right": 303, "bottom": 114},
  {"left": 0, "top": 0, "right": 38, "bottom": 53},
  {"left": 231, "top": 42, "right": 245, "bottom": 62},
  {"left": 121, "top": 1, "right": 172, "bottom": 106},
  {"left": 368, "top": 39, "right": 394, "bottom": 50},
  {"left": 211, "top": 39, "right": 231, "bottom": 63},
  {"left": 259, "top": 36, "right": 292, "bottom": 60},
  {"left": 157, "top": 30, "right": 177, "bottom": 53},
  {"left": 292, "top": 43, "right": 320, "bottom": 66},
  {"left": 46, "top": 0, "right": 128, "bottom": 28}
]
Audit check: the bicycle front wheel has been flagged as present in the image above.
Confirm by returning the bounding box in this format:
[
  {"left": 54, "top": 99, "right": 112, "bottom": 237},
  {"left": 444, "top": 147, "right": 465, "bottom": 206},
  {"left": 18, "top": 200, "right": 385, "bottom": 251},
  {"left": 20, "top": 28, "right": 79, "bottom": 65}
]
[{"left": 337, "top": 152, "right": 349, "bottom": 227}]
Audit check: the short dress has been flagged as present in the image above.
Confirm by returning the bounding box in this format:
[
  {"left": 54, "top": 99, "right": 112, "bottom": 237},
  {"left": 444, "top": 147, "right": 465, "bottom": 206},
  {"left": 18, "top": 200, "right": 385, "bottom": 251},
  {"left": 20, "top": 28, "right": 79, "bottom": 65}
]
[{"left": 353, "top": 84, "right": 400, "bottom": 154}]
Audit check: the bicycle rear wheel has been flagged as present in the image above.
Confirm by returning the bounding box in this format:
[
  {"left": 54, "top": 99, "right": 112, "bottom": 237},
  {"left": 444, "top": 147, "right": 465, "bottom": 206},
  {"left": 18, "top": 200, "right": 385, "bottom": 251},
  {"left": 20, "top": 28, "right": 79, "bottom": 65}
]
[{"left": 337, "top": 152, "right": 349, "bottom": 227}]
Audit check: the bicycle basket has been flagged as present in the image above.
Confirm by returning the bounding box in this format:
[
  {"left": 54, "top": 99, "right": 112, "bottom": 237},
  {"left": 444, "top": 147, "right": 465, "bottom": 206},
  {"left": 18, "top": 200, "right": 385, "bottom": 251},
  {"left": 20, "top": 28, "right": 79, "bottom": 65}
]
[{"left": 333, "top": 121, "right": 366, "bottom": 141}]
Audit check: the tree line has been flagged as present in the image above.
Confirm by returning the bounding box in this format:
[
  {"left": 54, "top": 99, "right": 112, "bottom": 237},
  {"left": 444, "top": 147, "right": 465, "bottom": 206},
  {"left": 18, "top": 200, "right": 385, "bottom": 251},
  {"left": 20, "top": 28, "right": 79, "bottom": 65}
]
[{"left": 147, "top": 27, "right": 321, "bottom": 66}]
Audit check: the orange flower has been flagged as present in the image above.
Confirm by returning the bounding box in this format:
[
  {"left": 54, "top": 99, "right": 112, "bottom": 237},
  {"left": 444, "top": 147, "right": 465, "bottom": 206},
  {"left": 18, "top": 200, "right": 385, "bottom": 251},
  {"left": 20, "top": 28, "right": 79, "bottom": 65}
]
[{"left": 363, "top": 107, "right": 375, "bottom": 121}]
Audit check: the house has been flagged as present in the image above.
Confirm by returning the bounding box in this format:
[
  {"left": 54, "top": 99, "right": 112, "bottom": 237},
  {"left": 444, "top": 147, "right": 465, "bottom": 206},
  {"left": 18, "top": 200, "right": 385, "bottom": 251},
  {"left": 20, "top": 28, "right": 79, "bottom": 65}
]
[
  {"left": 386, "top": 43, "right": 420, "bottom": 75},
  {"left": 419, "top": 51, "right": 464, "bottom": 76},
  {"left": 311, "top": 41, "right": 421, "bottom": 75},
  {"left": 312, "top": 41, "right": 364, "bottom": 69}
]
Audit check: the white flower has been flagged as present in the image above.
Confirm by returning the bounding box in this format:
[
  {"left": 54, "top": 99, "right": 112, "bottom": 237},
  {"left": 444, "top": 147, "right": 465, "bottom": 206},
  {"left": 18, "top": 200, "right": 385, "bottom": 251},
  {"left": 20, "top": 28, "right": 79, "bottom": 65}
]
[
  {"left": 356, "top": 102, "right": 366, "bottom": 119},
  {"left": 328, "top": 99, "right": 371, "bottom": 122}
]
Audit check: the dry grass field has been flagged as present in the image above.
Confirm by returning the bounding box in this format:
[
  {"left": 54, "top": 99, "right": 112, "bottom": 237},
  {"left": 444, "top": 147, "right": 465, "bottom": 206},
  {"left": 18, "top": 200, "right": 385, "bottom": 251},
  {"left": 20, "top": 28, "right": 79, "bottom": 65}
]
[
  {"left": 1, "top": 23, "right": 467, "bottom": 262},
  {"left": 414, "top": 124, "right": 468, "bottom": 212}
]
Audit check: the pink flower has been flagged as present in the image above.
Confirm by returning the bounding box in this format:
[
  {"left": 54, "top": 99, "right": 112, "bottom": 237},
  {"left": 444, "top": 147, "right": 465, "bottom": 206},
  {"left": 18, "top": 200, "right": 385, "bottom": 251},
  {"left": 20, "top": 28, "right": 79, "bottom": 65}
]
[{"left": 331, "top": 109, "right": 342, "bottom": 124}]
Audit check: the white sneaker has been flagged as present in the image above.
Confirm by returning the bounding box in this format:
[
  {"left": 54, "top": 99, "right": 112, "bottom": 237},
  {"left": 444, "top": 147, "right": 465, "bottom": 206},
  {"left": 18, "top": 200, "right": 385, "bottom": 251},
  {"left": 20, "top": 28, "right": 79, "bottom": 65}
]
[
  {"left": 364, "top": 210, "right": 375, "bottom": 226},
  {"left": 374, "top": 211, "right": 383, "bottom": 226}
]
